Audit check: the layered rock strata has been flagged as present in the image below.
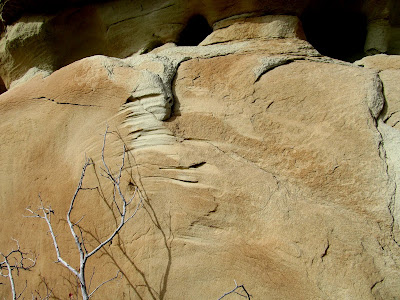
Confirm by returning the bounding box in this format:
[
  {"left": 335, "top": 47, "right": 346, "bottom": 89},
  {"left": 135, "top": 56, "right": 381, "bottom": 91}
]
[
  {"left": 1, "top": 0, "right": 400, "bottom": 91},
  {"left": 0, "top": 6, "right": 400, "bottom": 300}
]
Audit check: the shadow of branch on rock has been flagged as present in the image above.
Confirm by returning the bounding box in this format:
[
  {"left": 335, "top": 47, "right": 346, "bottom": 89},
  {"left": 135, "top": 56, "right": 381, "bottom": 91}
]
[{"left": 82, "top": 129, "right": 174, "bottom": 300}]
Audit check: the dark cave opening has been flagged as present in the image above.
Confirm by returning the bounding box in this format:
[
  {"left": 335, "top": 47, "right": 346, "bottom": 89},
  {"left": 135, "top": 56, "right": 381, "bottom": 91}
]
[
  {"left": 301, "top": 3, "right": 368, "bottom": 62},
  {"left": 0, "top": 77, "right": 7, "bottom": 95},
  {"left": 176, "top": 15, "right": 213, "bottom": 46}
]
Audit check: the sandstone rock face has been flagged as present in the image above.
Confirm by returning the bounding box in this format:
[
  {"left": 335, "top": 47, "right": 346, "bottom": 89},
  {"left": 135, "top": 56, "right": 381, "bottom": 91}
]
[
  {"left": 1, "top": 0, "right": 400, "bottom": 89},
  {"left": 0, "top": 0, "right": 313, "bottom": 88},
  {"left": 1, "top": 1, "right": 400, "bottom": 300},
  {"left": 356, "top": 54, "right": 400, "bottom": 249},
  {"left": 200, "top": 15, "right": 306, "bottom": 46}
]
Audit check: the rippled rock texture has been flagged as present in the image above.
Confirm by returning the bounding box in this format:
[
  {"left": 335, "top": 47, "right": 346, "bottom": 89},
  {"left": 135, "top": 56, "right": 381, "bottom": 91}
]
[{"left": 1, "top": 1, "right": 400, "bottom": 299}]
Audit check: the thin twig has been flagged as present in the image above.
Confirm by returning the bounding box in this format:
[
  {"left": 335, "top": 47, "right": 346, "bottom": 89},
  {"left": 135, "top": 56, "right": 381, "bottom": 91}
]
[
  {"left": 218, "top": 280, "right": 252, "bottom": 300},
  {"left": 88, "top": 271, "right": 120, "bottom": 298},
  {"left": 88, "top": 267, "right": 95, "bottom": 292},
  {"left": 0, "top": 239, "right": 36, "bottom": 300}
]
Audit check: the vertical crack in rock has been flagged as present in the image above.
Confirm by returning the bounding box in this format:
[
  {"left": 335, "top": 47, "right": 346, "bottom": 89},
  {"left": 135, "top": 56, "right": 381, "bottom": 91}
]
[
  {"left": 377, "top": 119, "right": 400, "bottom": 245},
  {"left": 373, "top": 73, "right": 400, "bottom": 245},
  {"left": 320, "top": 239, "right": 330, "bottom": 262}
]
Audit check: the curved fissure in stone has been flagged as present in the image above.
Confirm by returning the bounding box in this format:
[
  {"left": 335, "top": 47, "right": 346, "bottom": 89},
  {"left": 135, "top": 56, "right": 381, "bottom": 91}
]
[{"left": 253, "top": 56, "right": 294, "bottom": 82}]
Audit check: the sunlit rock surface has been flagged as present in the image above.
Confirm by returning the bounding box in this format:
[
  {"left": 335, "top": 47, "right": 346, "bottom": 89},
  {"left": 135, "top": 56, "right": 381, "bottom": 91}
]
[{"left": 1, "top": 1, "right": 400, "bottom": 299}]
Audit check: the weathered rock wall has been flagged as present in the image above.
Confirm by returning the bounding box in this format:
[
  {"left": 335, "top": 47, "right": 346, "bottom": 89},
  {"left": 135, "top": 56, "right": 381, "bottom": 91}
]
[
  {"left": 0, "top": 1, "right": 400, "bottom": 299},
  {"left": 0, "top": 0, "right": 400, "bottom": 90}
]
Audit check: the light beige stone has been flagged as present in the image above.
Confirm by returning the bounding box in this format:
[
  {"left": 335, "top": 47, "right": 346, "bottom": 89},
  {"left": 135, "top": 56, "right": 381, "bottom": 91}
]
[
  {"left": 355, "top": 54, "right": 400, "bottom": 71},
  {"left": 1, "top": 32, "right": 400, "bottom": 299},
  {"left": 380, "top": 69, "right": 400, "bottom": 130},
  {"left": 355, "top": 54, "right": 400, "bottom": 131},
  {"left": 0, "top": 0, "right": 314, "bottom": 89},
  {"left": 1, "top": 3, "right": 400, "bottom": 299},
  {"left": 2, "top": 0, "right": 399, "bottom": 91},
  {"left": 200, "top": 15, "right": 306, "bottom": 46}
]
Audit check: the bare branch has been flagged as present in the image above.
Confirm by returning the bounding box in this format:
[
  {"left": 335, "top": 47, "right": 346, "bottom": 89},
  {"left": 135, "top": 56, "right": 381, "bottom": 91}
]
[
  {"left": 15, "top": 281, "right": 27, "bottom": 300},
  {"left": 126, "top": 186, "right": 138, "bottom": 206},
  {"left": 72, "top": 215, "right": 85, "bottom": 227},
  {"left": 32, "top": 276, "right": 53, "bottom": 300},
  {"left": 125, "top": 196, "right": 143, "bottom": 224},
  {"left": 77, "top": 226, "right": 88, "bottom": 255},
  {"left": 88, "top": 267, "right": 95, "bottom": 292},
  {"left": 88, "top": 271, "right": 120, "bottom": 298},
  {"left": 29, "top": 126, "right": 142, "bottom": 300},
  {"left": 0, "top": 239, "right": 36, "bottom": 300},
  {"left": 66, "top": 158, "right": 94, "bottom": 260},
  {"left": 112, "top": 186, "right": 122, "bottom": 216},
  {"left": 26, "top": 197, "right": 80, "bottom": 278},
  {"left": 218, "top": 280, "right": 252, "bottom": 300}
]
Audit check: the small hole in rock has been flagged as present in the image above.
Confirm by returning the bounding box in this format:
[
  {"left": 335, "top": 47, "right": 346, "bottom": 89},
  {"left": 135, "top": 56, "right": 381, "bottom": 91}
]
[{"left": 176, "top": 15, "right": 212, "bottom": 46}]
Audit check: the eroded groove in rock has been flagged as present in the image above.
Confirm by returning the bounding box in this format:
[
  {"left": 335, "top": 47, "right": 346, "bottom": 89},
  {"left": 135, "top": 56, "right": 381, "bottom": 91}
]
[
  {"left": 116, "top": 54, "right": 187, "bottom": 149},
  {"left": 377, "top": 119, "right": 400, "bottom": 245},
  {"left": 159, "top": 161, "right": 206, "bottom": 170},
  {"left": 370, "top": 72, "right": 400, "bottom": 246}
]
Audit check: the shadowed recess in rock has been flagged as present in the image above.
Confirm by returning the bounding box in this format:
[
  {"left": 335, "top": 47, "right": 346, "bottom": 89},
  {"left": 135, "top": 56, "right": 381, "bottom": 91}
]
[
  {"left": 0, "top": 77, "right": 6, "bottom": 94},
  {"left": 176, "top": 15, "right": 213, "bottom": 46},
  {"left": 301, "top": 2, "right": 367, "bottom": 62}
]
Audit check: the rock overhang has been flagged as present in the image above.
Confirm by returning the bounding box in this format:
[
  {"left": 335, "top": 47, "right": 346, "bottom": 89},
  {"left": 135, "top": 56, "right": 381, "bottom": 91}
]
[{"left": 0, "top": 0, "right": 399, "bottom": 92}]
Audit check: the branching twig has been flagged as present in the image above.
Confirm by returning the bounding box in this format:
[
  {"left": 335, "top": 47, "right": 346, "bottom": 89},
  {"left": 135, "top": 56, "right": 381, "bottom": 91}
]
[
  {"left": 218, "top": 280, "right": 252, "bottom": 300},
  {"left": 88, "top": 270, "right": 120, "bottom": 298},
  {"left": 0, "top": 239, "right": 36, "bottom": 300},
  {"left": 26, "top": 126, "right": 143, "bottom": 300},
  {"left": 31, "top": 275, "right": 53, "bottom": 300}
]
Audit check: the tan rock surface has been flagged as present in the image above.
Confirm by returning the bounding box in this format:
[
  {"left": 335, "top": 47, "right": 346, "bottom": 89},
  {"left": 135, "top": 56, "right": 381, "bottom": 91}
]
[
  {"left": 355, "top": 54, "right": 400, "bottom": 133},
  {"left": 1, "top": 0, "right": 400, "bottom": 90},
  {"left": 380, "top": 69, "right": 400, "bottom": 130},
  {"left": 0, "top": 0, "right": 314, "bottom": 88},
  {"left": 0, "top": 6, "right": 400, "bottom": 300},
  {"left": 355, "top": 54, "right": 400, "bottom": 71},
  {"left": 357, "top": 55, "right": 400, "bottom": 248},
  {"left": 200, "top": 15, "right": 306, "bottom": 46}
]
